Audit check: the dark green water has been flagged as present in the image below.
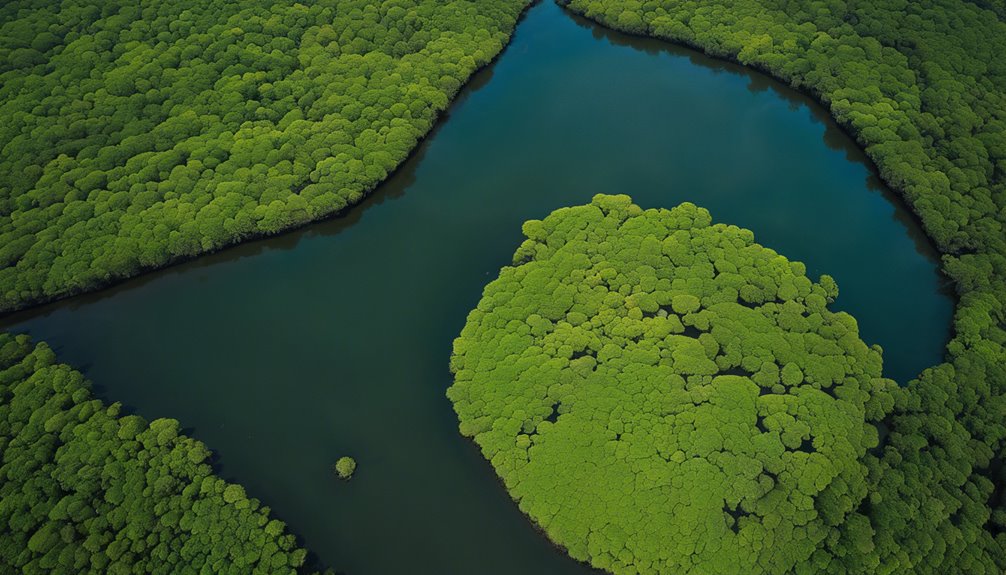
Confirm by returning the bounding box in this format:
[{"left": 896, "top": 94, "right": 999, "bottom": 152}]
[{"left": 1, "top": 2, "right": 953, "bottom": 574}]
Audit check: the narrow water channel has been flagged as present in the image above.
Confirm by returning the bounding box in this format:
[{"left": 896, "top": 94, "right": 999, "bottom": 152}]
[{"left": 1, "top": 2, "right": 953, "bottom": 573}]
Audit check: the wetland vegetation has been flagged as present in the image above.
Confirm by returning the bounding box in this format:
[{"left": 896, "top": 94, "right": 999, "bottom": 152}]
[{"left": 2, "top": 0, "right": 1001, "bottom": 573}]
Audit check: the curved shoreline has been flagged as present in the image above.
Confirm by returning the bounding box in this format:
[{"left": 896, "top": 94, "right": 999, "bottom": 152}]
[
  {"left": 0, "top": 0, "right": 539, "bottom": 318},
  {"left": 558, "top": 3, "right": 951, "bottom": 293},
  {"left": 0, "top": 2, "right": 973, "bottom": 573},
  {"left": 555, "top": 0, "right": 956, "bottom": 311},
  {"left": 549, "top": 1, "right": 1006, "bottom": 572}
]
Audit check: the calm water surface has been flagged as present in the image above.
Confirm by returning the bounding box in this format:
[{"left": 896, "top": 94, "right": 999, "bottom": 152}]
[{"left": 2, "top": 2, "right": 953, "bottom": 573}]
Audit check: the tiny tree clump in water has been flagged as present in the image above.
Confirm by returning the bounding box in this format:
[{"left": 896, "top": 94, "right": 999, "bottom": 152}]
[
  {"left": 448, "top": 194, "right": 896, "bottom": 575},
  {"left": 334, "top": 457, "right": 357, "bottom": 480}
]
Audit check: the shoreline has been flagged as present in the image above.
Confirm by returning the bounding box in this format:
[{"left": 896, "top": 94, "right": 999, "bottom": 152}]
[
  {"left": 0, "top": 0, "right": 541, "bottom": 318},
  {"left": 553, "top": 0, "right": 961, "bottom": 376}
]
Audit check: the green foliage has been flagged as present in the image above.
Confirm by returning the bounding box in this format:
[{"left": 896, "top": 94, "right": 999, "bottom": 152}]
[
  {"left": 0, "top": 0, "right": 530, "bottom": 312},
  {"left": 0, "top": 333, "right": 314, "bottom": 574},
  {"left": 449, "top": 195, "right": 897, "bottom": 575},
  {"left": 558, "top": 4, "right": 1006, "bottom": 573},
  {"left": 334, "top": 457, "right": 356, "bottom": 480}
]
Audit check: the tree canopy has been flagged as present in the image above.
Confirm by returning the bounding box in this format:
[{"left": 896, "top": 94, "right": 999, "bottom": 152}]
[
  {"left": 559, "top": 2, "right": 1006, "bottom": 572},
  {"left": 0, "top": 333, "right": 318, "bottom": 575},
  {"left": 0, "top": 0, "right": 530, "bottom": 312},
  {"left": 3, "top": 0, "right": 1006, "bottom": 571},
  {"left": 334, "top": 457, "right": 356, "bottom": 480},
  {"left": 449, "top": 195, "right": 897, "bottom": 574}
]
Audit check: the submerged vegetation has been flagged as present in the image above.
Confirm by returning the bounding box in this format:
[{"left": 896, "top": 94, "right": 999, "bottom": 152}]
[
  {"left": 449, "top": 195, "right": 899, "bottom": 574},
  {"left": 556, "top": 1, "right": 1006, "bottom": 573},
  {"left": 0, "top": 333, "right": 316, "bottom": 574},
  {"left": 0, "top": 0, "right": 530, "bottom": 312}
]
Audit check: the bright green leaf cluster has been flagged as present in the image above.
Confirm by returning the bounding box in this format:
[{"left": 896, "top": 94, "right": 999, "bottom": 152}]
[
  {"left": 449, "top": 195, "right": 896, "bottom": 575},
  {"left": 334, "top": 457, "right": 356, "bottom": 480},
  {"left": 0, "top": 333, "right": 317, "bottom": 575},
  {"left": 0, "top": 0, "right": 530, "bottom": 312}
]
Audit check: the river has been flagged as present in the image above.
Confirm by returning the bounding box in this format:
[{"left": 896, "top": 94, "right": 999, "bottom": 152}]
[{"left": 0, "top": 2, "right": 953, "bottom": 573}]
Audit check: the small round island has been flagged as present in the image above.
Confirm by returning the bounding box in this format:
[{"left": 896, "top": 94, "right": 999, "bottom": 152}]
[{"left": 334, "top": 456, "right": 357, "bottom": 480}]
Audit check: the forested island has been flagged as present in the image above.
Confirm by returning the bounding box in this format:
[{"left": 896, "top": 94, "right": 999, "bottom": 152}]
[
  {"left": 449, "top": 195, "right": 898, "bottom": 574},
  {"left": 2, "top": 0, "right": 1005, "bottom": 573}
]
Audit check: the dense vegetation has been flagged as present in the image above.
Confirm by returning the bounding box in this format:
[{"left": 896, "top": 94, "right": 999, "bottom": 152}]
[
  {"left": 449, "top": 195, "right": 899, "bottom": 574},
  {"left": 0, "top": 0, "right": 530, "bottom": 312},
  {"left": 4, "top": 0, "right": 1005, "bottom": 571},
  {"left": 0, "top": 333, "right": 319, "bottom": 574},
  {"left": 556, "top": 2, "right": 1006, "bottom": 573}
]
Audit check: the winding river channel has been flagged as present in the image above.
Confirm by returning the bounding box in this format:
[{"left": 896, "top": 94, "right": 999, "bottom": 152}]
[{"left": 1, "top": 2, "right": 954, "bottom": 573}]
